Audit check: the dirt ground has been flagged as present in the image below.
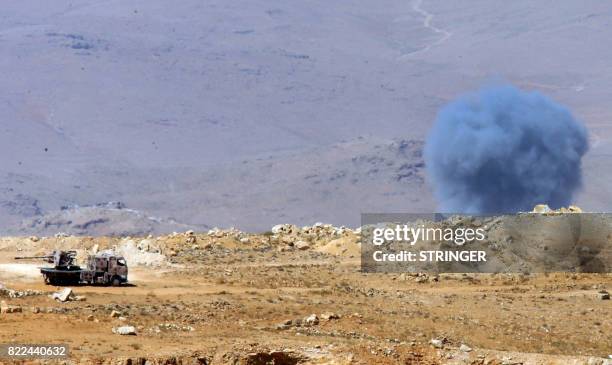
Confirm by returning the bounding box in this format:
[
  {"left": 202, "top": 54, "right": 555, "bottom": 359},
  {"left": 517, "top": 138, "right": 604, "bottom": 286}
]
[{"left": 0, "top": 230, "right": 610, "bottom": 365}]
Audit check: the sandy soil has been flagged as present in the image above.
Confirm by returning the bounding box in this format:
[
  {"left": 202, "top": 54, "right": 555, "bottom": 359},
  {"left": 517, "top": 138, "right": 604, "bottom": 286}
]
[{"left": 0, "top": 232, "right": 610, "bottom": 365}]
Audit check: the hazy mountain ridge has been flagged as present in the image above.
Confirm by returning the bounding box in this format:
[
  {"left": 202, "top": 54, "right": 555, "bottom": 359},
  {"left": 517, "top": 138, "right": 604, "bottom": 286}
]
[
  {"left": 2, "top": 0, "right": 612, "bottom": 234},
  {"left": 1, "top": 137, "right": 430, "bottom": 235}
]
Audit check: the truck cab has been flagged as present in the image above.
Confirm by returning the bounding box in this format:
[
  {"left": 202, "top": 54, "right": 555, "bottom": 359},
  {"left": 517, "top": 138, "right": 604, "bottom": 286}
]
[{"left": 83, "top": 253, "right": 128, "bottom": 286}]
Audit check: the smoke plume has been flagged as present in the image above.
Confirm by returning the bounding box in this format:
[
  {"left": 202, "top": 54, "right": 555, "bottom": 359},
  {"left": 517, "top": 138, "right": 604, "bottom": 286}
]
[{"left": 424, "top": 84, "right": 588, "bottom": 213}]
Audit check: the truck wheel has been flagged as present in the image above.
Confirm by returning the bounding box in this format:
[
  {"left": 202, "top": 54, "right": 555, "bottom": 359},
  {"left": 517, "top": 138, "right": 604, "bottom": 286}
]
[{"left": 111, "top": 277, "right": 121, "bottom": 286}]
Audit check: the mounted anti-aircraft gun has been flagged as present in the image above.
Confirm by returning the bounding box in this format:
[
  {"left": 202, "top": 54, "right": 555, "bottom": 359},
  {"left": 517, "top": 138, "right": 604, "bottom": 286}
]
[
  {"left": 14, "top": 250, "right": 128, "bottom": 286},
  {"left": 15, "top": 250, "right": 78, "bottom": 268}
]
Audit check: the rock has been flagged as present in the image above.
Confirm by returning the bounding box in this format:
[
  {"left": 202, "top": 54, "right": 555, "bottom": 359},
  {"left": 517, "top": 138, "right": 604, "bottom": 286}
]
[
  {"left": 31, "top": 307, "right": 40, "bottom": 314},
  {"left": 459, "top": 344, "right": 472, "bottom": 352},
  {"left": 276, "top": 323, "right": 291, "bottom": 331},
  {"left": 29, "top": 236, "right": 40, "bottom": 242},
  {"left": 113, "top": 326, "right": 137, "bottom": 335},
  {"left": 532, "top": 204, "right": 552, "bottom": 213},
  {"left": 295, "top": 241, "right": 310, "bottom": 250},
  {"left": 304, "top": 314, "right": 319, "bottom": 326},
  {"left": 598, "top": 290, "right": 610, "bottom": 300},
  {"left": 271, "top": 224, "right": 286, "bottom": 234},
  {"left": 0, "top": 301, "right": 22, "bottom": 314},
  {"left": 87, "top": 315, "right": 95, "bottom": 321},
  {"left": 110, "top": 310, "right": 121, "bottom": 318},
  {"left": 8, "top": 305, "right": 21, "bottom": 313},
  {"left": 320, "top": 312, "right": 341, "bottom": 321},
  {"left": 276, "top": 321, "right": 291, "bottom": 330},
  {"left": 587, "top": 358, "right": 604, "bottom": 365},
  {"left": 51, "top": 288, "right": 73, "bottom": 302},
  {"left": 271, "top": 224, "right": 298, "bottom": 235},
  {"left": 1, "top": 288, "right": 44, "bottom": 298},
  {"left": 430, "top": 339, "right": 444, "bottom": 349},
  {"left": 415, "top": 276, "right": 428, "bottom": 283}
]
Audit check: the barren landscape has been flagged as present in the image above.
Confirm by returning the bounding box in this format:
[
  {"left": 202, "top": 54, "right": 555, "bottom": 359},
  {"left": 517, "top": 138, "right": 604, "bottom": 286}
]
[
  {"left": 2, "top": 0, "right": 612, "bottom": 363},
  {"left": 1, "top": 223, "right": 610, "bottom": 364}
]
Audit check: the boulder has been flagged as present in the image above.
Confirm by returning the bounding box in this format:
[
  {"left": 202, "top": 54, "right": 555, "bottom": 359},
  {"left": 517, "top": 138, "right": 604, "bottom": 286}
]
[
  {"left": 113, "top": 326, "right": 137, "bottom": 335},
  {"left": 51, "top": 288, "right": 73, "bottom": 302},
  {"left": 320, "top": 312, "right": 341, "bottom": 321},
  {"left": 532, "top": 204, "right": 552, "bottom": 213},
  {"left": 304, "top": 314, "right": 319, "bottom": 326},
  {"left": 295, "top": 241, "right": 310, "bottom": 250},
  {"left": 430, "top": 339, "right": 444, "bottom": 349},
  {"left": 0, "top": 300, "right": 22, "bottom": 314},
  {"left": 459, "top": 344, "right": 472, "bottom": 352}
]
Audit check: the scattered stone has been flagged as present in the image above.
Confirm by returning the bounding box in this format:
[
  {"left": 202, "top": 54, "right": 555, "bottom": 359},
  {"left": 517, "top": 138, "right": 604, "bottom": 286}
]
[
  {"left": 320, "top": 312, "right": 341, "bottom": 321},
  {"left": 598, "top": 290, "right": 610, "bottom": 300},
  {"left": 531, "top": 204, "right": 584, "bottom": 214},
  {"left": 150, "top": 323, "right": 195, "bottom": 332},
  {"left": 87, "top": 315, "right": 95, "bottom": 321},
  {"left": 587, "top": 357, "right": 604, "bottom": 365},
  {"left": 271, "top": 224, "right": 298, "bottom": 234},
  {"left": 276, "top": 319, "right": 293, "bottom": 330},
  {"left": 501, "top": 357, "right": 523, "bottom": 365},
  {"left": 295, "top": 241, "right": 310, "bottom": 250},
  {"left": 112, "top": 326, "right": 137, "bottom": 335},
  {"left": 304, "top": 314, "right": 319, "bottom": 326},
  {"left": 31, "top": 307, "right": 40, "bottom": 314},
  {"left": 430, "top": 339, "right": 444, "bottom": 349},
  {"left": 415, "top": 275, "right": 428, "bottom": 283},
  {"left": 459, "top": 344, "right": 472, "bottom": 352},
  {"left": 532, "top": 204, "right": 552, "bottom": 213},
  {"left": 0, "top": 288, "right": 44, "bottom": 298},
  {"left": 0, "top": 300, "right": 22, "bottom": 314},
  {"left": 185, "top": 230, "right": 197, "bottom": 244},
  {"left": 51, "top": 288, "right": 82, "bottom": 302},
  {"left": 110, "top": 310, "right": 122, "bottom": 318}
]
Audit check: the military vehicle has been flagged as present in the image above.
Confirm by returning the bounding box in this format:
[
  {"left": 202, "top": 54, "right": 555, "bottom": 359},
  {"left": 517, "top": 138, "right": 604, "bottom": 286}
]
[{"left": 15, "top": 250, "right": 128, "bottom": 286}]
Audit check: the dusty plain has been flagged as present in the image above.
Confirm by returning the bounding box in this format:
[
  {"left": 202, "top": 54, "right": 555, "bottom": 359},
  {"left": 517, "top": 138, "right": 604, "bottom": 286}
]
[{"left": 0, "top": 227, "right": 610, "bottom": 365}]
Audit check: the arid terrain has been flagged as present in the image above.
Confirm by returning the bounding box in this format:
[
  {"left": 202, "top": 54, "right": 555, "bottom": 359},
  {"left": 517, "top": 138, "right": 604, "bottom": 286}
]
[{"left": 1, "top": 224, "right": 610, "bottom": 365}]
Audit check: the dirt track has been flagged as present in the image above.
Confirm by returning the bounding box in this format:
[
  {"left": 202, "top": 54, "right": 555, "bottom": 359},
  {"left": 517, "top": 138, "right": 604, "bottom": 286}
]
[{"left": 0, "top": 231, "right": 611, "bottom": 364}]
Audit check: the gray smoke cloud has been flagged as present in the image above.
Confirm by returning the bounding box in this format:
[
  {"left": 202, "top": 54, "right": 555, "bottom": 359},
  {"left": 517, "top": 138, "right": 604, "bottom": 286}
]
[{"left": 424, "top": 84, "right": 589, "bottom": 213}]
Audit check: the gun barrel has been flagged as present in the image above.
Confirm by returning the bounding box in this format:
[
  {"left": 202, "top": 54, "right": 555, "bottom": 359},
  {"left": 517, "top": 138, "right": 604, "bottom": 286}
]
[{"left": 14, "top": 256, "right": 52, "bottom": 260}]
